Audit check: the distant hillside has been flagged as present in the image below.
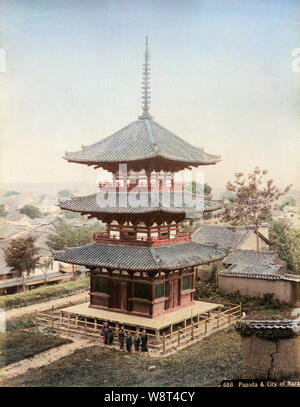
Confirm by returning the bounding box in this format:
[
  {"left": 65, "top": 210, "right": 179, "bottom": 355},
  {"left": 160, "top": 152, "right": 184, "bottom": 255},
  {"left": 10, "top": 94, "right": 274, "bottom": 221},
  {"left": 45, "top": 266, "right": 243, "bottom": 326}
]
[{"left": 1, "top": 183, "right": 299, "bottom": 207}]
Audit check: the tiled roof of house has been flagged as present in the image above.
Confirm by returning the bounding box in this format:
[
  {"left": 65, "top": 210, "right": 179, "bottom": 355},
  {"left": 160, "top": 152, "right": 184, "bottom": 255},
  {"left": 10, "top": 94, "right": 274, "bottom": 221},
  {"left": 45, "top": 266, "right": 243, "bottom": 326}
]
[
  {"left": 58, "top": 192, "right": 222, "bottom": 217},
  {"left": 64, "top": 119, "right": 221, "bottom": 166},
  {"left": 53, "top": 241, "right": 226, "bottom": 272},
  {"left": 219, "top": 265, "right": 300, "bottom": 281},
  {"left": 0, "top": 272, "right": 65, "bottom": 289},
  {"left": 223, "top": 250, "right": 280, "bottom": 266},
  {"left": 191, "top": 225, "right": 254, "bottom": 249},
  {"left": 219, "top": 249, "right": 300, "bottom": 281},
  {"left": 240, "top": 320, "right": 300, "bottom": 331}
]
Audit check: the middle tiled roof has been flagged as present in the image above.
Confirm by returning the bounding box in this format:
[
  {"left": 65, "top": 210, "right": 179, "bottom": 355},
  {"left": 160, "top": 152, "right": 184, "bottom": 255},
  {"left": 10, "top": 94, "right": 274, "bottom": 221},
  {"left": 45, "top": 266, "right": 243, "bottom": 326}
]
[{"left": 58, "top": 192, "right": 222, "bottom": 217}]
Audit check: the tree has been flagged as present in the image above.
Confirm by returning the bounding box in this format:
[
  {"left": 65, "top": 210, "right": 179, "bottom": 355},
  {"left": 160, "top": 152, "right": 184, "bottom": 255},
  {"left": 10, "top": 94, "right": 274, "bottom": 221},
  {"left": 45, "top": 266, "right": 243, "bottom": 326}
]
[
  {"left": 19, "top": 204, "right": 42, "bottom": 219},
  {"left": 221, "top": 190, "right": 237, "bottom": 202},
  {"left": 269, "top": 219, "right": 300, "bottom": 274},
  {"left": 219, "top": 167, "right": 292, "bottom": 249},
  {"left": 46, "top": 220, "right": 104, "bottom": 250},
  {"left": 220, "top": 167, "right": 291, "bottom": 227},
  {"left": 58, "top": 189, "right": 72, "bottom": 198},
  {"left": 188, "top": 181, "right": 212, "bottom": 196},
  {"left": 63, "top": 210, "right": 84, "bottom": 219},
  {"left": 4, "top": 190, "right": 20, "bottom": 197},
  {"left": 0, "top": 204, "right": 7, "bottom": 217},
  {"left": 4, "top": 237, "right": 40, "bottom": 289},
  {"left": 36, "top": 258, "right": 53, "bottom": 285},
  {"left": 279, "top": 196, "right": 296, "bottom": 210}
]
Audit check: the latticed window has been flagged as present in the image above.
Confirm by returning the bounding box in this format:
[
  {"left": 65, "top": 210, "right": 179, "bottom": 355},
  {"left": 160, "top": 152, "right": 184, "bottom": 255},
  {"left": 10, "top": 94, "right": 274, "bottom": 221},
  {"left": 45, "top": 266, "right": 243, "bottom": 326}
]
[
  {"left": 94, "top": 277, "right": 109, "bottom": 294},
  {"left": 133, "top": 283, "right": 150, "bottom": 300},
  {"left": 155, "top": 282, "right": 165, "bottom": 299},
  {"left": 181, "top": 275, "right": 192, "bottom": 292}
]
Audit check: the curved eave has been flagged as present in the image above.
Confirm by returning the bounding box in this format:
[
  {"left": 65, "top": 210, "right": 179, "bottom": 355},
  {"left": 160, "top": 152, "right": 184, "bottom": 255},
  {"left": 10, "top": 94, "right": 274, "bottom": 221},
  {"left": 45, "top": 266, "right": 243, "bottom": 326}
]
[
  {"left": 63, "top": 154, "right": 222, "bottom": 168},
  {"left": 58, "top": 194, "right": 223, "bottom": 217},
  {"left": 53, "top": 241, "right": 226, "bottom": 272}
]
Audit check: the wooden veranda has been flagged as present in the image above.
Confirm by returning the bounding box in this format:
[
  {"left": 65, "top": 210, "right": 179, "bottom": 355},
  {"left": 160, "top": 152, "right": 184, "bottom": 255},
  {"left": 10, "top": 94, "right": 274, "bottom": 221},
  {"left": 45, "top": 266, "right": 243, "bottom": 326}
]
[{"left": 35, "top": 300, "right": 242, "bottom": 356}]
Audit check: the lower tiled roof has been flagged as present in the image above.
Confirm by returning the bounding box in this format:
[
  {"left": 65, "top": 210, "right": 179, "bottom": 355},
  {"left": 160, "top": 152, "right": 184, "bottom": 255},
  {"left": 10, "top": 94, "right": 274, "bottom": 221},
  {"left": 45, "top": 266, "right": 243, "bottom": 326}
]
[{"left": 53, "top": 241, "right": 226, "bottom": 271}]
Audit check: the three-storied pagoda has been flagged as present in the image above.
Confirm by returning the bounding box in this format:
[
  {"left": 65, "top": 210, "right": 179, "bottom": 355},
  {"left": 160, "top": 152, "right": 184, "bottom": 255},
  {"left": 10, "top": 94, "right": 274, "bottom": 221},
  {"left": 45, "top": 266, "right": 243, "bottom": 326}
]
[{"left": 54, "top": 38, "right": 224, "bottom": 318}]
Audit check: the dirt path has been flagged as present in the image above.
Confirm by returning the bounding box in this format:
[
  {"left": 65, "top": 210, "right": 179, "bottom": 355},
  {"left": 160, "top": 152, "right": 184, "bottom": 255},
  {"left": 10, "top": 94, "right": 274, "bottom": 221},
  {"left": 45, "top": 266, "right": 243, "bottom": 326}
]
[
  {"left": 1, "top": 335, "right": 96, "bottom": 381},
  {"left": 5, "top": 291, "right": 89, "bottom": 321}
]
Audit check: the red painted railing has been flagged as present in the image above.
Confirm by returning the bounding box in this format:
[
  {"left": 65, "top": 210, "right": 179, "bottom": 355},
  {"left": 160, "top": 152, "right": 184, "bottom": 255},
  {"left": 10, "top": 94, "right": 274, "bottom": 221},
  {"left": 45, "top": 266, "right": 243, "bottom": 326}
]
[{"left": 93, "top": 231, "right": 191, "bottom": 246}]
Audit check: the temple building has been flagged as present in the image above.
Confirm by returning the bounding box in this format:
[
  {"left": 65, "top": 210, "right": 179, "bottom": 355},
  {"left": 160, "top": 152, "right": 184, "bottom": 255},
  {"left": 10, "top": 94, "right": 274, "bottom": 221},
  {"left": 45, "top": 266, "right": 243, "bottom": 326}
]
[{"left": 54, "top": 38, "right": 225, "bottom": 319}]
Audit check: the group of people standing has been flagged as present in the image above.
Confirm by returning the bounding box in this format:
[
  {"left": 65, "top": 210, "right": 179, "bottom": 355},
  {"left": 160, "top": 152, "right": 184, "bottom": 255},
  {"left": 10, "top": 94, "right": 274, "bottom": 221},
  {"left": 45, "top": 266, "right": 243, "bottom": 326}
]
[{"left": 101, "top": 322, "right": 149, "bottom": 354}]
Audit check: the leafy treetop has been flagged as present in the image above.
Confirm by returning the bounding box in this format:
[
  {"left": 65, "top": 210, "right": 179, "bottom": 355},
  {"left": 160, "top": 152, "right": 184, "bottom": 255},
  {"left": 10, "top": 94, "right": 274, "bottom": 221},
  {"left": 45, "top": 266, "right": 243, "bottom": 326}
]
[
  {"left": 19, "top": 204, "right": 42, "bottom": 219},
  {"left": 219, "top": 167, "right": 292, "bottom": 227},
  {"left": 4, "top": 237, "right": 40, "bottom": 278},
  {"left": 47, "top": 219, "right": 104, "bottom": 250}
]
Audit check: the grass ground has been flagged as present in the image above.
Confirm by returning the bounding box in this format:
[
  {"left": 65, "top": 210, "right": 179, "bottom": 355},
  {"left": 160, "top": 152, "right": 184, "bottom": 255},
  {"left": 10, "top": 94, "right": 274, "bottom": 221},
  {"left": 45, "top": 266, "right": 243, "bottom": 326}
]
[
  {"left": 3, "top": 327, "right": 242, "bottom": 387},
  {"left": 1, "top": 278, "right": 294, "bottom": 387},
  {"left": 0, "top": 328, "right": 71, "bottom": 368},
  {"left": 0, "top": 276, "right": 89, "bottom": 310},
  {"left": 2, "top": 303, "right": 293, "bottom": 387}
]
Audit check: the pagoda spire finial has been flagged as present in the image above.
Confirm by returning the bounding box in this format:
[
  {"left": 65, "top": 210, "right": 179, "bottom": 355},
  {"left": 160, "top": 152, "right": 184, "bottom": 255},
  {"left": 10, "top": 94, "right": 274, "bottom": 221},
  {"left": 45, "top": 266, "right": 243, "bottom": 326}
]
[{"left": 138, "top": 36, "right": 153, "bottom": 120}]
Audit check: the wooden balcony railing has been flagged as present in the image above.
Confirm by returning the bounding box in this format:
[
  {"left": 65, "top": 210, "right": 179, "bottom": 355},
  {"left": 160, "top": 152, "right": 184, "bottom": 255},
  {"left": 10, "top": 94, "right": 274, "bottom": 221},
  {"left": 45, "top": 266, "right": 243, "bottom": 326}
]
[
  {"left": 98, "top": 181, "right": 185, "bottom": 192},
  {"left": 93, "top": 231, "right": 191, "bottom": 246}
]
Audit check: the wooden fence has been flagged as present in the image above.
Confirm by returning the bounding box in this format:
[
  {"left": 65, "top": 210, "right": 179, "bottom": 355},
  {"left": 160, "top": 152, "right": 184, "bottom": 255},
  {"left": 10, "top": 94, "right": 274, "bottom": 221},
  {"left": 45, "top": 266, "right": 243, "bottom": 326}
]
[{"left": 35, "top": 302, "right": 242, "bottom": 356}]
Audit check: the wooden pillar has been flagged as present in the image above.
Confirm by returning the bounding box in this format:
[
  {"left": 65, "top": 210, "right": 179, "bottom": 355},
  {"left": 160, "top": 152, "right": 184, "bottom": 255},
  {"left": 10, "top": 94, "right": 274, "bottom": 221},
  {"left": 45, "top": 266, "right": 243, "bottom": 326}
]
[
  {"left": 178, "top": 271, "right": 182, "bottom": 306},
  {"left": 192, "top": 268, "right": 195, "bottom": 301},
  {"left": 171, "top": 175, "right": 174, "bottom": 191},
  {"left": 35, "top": 310, "right": 37, "bottom": 327},
  {"left": 205, "top": 318, "right": 208, "bottom": 334},
  {"left": 146, "top": 172, "right": 151, "bottom": 192},
  {"left": 150, "top": 279, "right": 154, "bottom": 317},
  {"left": 163, "top": 333, "right": 166, "bottom": 354},
  {"left": 94, "top": 318, "right": 97, "bottom": 331},
  {"left": 177, "top": 330, "right": 181, "bottom": 347},
  {"left": 107, "top": 222, "right": 111, "bottom": 236}
]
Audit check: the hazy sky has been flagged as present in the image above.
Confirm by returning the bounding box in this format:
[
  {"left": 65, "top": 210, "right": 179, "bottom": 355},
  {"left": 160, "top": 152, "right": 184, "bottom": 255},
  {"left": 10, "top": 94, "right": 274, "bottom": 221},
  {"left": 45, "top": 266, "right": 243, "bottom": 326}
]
[{"left": 1, "top": 0, "right": 299, "bottom": 189}]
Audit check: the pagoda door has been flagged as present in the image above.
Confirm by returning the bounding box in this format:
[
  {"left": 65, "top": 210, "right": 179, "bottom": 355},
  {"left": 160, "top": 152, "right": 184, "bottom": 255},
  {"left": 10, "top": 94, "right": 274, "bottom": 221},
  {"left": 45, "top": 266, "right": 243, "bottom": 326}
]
[
  {"left": 112, "top": 281, "right": 128, "bottom": 310},
  {"left": 112, "top": 282, "right": 121, "bottom": 309},
  {"left": 169, "top": 279, "right": 179, "bottom": 309}
]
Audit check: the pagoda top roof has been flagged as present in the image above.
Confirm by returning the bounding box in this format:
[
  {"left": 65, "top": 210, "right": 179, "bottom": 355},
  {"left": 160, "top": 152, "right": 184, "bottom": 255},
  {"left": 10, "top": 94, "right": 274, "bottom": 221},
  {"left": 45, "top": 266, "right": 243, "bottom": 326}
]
[
  {"left": 53, "top": 241, "right": 226, "bottom": 272},
  {"left": 63, "top": 118, "right": 221, "bottom": 172}
]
